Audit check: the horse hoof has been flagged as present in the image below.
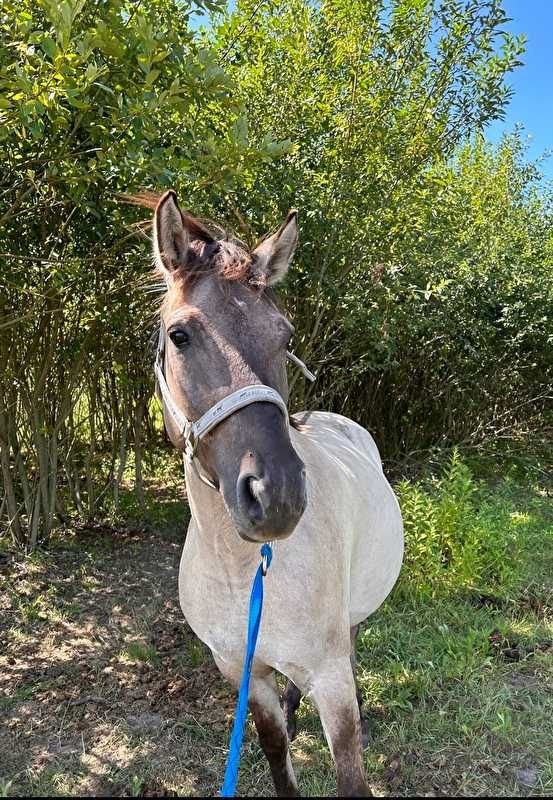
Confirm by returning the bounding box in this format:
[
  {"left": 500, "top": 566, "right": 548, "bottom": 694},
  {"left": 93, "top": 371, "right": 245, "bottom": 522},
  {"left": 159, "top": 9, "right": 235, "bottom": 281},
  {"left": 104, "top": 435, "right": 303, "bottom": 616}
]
[
  {"left": 286, "top": 717, "right": 297, "bottom": 742},
  {"left": 360, "top": 716, "right": 371, "bottom": 750}
]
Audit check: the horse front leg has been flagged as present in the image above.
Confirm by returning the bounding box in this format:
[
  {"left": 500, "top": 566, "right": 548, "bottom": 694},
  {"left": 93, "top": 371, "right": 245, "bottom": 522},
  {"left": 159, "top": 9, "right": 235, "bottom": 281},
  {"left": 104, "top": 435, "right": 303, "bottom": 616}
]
[
  {"left": 214, "top": 655, "right": 299, "bottom": 797},
  {"left": 250, "top": 672, "right": 300, "bottom": 797},
  {"left": 309, "top": 658, "right": 370, "bottom": 797}
]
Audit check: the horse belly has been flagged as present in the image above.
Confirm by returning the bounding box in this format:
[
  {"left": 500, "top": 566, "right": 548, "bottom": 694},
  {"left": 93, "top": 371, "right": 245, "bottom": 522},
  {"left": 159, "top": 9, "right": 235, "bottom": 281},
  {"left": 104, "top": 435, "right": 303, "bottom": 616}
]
[
  {"left": 292, "top": 412, "right": 404, "bottom": 626},
  {"left": 349, "top": 475, "right": 403, "bottom": 625}
]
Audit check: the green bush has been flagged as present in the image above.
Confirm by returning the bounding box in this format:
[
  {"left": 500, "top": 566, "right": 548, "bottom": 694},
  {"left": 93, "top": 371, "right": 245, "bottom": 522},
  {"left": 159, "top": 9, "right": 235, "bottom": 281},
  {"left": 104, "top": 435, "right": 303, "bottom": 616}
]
[
  {"left": 396, "top": 451, "right": 522, "bottom": 598},
  {"left": 208, "top": 0, "right": 551, "bottom": 457},
  {"left": 0, "top": 0, "right": 288, "bottom": 548}
]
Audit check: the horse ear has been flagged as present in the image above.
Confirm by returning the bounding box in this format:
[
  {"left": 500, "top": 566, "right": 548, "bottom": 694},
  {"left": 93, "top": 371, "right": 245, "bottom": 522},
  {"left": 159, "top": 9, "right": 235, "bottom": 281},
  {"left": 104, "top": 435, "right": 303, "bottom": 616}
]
[
  {"left": 153, "top": 190, "right": 189, "bottom": 275},
  {"left": 251, "top": 210, "right": 298, "bottom": 286}
]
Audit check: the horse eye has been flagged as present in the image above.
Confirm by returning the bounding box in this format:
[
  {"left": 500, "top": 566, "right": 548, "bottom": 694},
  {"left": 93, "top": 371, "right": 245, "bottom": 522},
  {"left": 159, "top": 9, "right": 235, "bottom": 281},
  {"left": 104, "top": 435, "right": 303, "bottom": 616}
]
[{"left": 169, "top": 329, "right": 190, "bottom": 349}]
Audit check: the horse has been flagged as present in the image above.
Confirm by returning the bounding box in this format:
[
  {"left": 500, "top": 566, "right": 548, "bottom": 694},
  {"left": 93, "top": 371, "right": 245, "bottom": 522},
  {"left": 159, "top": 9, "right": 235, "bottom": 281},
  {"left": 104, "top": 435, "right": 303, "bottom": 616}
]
[{"left": 141, "top": 189, "right": 404, "bottom": 796}]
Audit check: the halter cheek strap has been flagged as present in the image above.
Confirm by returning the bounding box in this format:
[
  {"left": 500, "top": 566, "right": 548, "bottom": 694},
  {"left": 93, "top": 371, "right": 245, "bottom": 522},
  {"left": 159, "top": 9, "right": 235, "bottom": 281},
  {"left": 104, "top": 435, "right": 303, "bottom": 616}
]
[{"left": 154, "top": 326, "right": 315, "bottom": 490}]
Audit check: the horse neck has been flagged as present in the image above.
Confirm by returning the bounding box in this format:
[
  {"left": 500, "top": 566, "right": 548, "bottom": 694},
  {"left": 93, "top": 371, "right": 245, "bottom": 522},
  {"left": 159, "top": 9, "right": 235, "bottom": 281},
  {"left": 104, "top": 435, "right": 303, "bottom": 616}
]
[{"left": 184, "top": 458, "right": 262, "bottom": 575}]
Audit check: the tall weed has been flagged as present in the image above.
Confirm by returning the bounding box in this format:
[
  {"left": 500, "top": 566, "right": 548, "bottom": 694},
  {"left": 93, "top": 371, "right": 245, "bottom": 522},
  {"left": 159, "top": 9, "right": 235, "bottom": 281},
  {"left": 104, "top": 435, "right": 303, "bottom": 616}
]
[{"left": 396, "top": 451, "right": 522, "bottom": 598}]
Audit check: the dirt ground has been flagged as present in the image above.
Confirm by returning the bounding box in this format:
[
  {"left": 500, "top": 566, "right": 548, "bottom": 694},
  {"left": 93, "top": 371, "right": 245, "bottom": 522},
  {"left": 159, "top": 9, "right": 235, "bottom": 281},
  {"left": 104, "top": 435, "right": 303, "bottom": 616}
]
[{"left": 0, "top": 527, "right": 244, "bottom": 797}]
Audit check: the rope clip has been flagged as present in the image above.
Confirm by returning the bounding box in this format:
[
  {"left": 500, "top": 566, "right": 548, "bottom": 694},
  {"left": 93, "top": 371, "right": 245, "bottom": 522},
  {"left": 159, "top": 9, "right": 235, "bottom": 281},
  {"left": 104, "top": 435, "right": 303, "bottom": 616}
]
[{"left": 261, "top": 542, "right": 273, "bottom": 576}]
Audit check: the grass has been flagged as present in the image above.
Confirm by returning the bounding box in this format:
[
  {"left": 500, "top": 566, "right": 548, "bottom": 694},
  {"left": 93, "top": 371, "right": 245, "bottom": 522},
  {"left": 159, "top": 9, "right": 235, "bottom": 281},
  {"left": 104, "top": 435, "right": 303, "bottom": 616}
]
[
  {"left": 0, "top": 448, "right": 551, "bottom": 796},
  {"left": 127, "top": 775, "right": 145, "bottom": 797},
  {"left": 121, "top": 642, "right": 160, "bottom": 665},
  {"left": 350, "top": 598, "right": 552, "bottom": 794},
  {"left": 276, "top": 453, "right": 553, "bottom": 797},
  {"left": 0, "top": 781, "right": 13, "bottom": 798}
]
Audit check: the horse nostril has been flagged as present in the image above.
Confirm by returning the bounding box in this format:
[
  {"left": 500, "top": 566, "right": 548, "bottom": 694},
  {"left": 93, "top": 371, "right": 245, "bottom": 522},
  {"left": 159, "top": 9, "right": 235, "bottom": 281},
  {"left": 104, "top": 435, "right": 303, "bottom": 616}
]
[
  {"left": 247, "top": 476, "right": 263, "bottom": 501},
  {"left": 237, "top": 472, "right": 266, "bottom": 526},
  {"left": 243, "top": 476, "right": 259, "bottom": 507}
]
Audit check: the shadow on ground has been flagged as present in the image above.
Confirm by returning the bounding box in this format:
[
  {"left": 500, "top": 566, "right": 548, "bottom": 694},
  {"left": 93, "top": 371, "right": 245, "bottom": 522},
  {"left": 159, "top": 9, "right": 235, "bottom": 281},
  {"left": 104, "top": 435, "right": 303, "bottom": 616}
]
[{"left": 0, "top": 527, "right": 247, "bottom": 796}]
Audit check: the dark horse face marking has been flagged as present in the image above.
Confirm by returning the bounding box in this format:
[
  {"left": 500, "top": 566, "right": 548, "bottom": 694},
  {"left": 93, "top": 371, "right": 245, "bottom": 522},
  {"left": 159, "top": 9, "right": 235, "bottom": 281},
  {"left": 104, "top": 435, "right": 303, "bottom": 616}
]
[{"left": 147, "top": 190, "right": 306, "bottom": 543}]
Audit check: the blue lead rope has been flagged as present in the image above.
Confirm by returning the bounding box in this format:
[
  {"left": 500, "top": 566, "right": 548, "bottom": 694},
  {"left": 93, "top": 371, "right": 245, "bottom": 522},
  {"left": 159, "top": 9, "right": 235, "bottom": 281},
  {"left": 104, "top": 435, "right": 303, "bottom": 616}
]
[{"left": 220, "top": 543, "right": 273, "bottom": 797}]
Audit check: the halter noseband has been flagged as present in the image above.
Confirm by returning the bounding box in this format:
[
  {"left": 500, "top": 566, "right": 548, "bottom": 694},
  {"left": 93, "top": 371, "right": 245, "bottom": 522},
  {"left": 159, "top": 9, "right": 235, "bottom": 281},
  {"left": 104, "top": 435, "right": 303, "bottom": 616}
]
[{"left": 154, "top": 325, "right": 315, "bottom": 490}]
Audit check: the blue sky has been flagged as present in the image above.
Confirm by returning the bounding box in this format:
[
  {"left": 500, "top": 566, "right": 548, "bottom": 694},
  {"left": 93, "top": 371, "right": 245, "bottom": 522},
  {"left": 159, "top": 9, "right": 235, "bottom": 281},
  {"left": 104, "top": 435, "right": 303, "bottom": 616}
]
[{"left": 486, "top": 0, "right": 553, "bottom": 177}]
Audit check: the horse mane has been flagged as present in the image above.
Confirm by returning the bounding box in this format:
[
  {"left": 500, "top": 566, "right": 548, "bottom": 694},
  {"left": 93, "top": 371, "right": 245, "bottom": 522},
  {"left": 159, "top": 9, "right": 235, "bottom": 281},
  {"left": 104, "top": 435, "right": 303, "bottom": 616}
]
[{"left": 122, "top": 190, "right": 254, "bottom": 284}]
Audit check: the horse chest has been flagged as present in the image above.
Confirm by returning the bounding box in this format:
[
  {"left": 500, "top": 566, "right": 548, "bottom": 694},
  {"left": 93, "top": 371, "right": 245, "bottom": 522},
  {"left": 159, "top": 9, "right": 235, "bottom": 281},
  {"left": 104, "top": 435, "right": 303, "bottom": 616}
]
[{"left": 178, "top": 521, "right": 351, "bottom": 674}]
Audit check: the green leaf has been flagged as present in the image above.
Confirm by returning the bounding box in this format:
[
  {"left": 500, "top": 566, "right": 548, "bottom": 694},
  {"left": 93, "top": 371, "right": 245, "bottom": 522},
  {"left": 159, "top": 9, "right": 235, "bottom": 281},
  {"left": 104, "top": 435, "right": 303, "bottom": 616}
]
[
  {"left": 41, "top": 37, "right": 58, "bottom": 59},
  {"left": 231, "top": 114, "right": 248, "bottom": 147}
]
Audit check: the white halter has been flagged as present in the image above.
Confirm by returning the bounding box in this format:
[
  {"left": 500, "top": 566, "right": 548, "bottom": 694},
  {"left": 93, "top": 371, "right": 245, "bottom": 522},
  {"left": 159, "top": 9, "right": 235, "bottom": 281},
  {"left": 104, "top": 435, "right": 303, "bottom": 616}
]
[{"left": 154, "top": 325, "right": 315, "bottom": 489}]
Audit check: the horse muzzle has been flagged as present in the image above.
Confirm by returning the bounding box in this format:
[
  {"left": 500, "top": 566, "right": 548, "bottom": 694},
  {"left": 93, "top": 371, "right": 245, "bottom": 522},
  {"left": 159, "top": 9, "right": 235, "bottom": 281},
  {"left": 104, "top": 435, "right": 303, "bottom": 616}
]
[{"left": 226, "top": 452, "right": 307, "bottom": 542}]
